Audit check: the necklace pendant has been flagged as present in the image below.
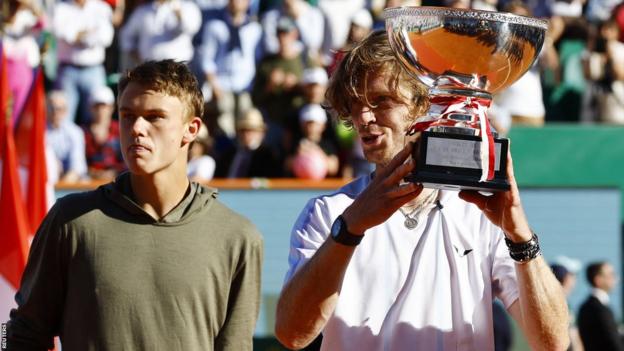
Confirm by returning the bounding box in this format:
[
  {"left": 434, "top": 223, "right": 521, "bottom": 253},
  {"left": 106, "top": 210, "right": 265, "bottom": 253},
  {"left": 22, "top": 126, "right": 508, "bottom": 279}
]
[{"left": 404, "top": 217, "right": 418, "bottom": 230}]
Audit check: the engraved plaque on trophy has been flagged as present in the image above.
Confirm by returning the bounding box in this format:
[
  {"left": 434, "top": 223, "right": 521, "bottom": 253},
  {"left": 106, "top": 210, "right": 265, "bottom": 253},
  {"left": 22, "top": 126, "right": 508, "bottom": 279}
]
[{"left": 384, "top": 7, "right": 547, "bottom": 191}]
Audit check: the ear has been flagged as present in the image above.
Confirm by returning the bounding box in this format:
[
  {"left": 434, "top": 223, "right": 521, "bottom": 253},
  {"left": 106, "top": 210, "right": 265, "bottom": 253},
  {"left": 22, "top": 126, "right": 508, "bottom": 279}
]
[{"left": 182, "top": 116, "right": 202, "bottom": 145}]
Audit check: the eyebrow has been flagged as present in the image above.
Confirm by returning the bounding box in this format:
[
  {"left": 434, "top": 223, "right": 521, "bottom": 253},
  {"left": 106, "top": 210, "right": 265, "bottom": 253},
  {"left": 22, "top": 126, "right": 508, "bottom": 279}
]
[{"left": 118, "top": 107, "right": 169, "bottom": 114}]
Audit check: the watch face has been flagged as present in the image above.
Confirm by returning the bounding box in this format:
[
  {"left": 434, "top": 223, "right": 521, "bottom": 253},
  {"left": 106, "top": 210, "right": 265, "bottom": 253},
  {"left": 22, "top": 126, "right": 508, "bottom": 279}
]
[{"left": 331, "top": 216, "right": 344, "bottom": 239}]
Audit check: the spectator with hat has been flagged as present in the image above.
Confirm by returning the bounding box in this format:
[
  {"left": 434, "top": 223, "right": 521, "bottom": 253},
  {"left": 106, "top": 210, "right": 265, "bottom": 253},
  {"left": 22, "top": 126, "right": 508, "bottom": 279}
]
[
  {"left": 551, "top": 255, "right": 582, "bottom": 296},
  {"left": 300, "top": 67, "right": 328, "bottom": 105},
  {"left": 187, "top": 124, "right": 216, "bottom": 183},
  {"left": 252, "top": 16, "right": 304, "bottom": 150},
  {"left": 260, "top": 0, "right": 331, "bottom": 66},
  {"left": 327, "top": 8, "right": 373, "bottom": 75},
  {"left": 83, "top": 85, "right": 125, "bottom": 181},
  {"left": 215, "top": 108, "right": 283, "bottom": 178},
  {"left": 286, "top": 104, "right": 339, "bottom": 179},
  {"left": 550, "top": 258, "right": 584, "bottom": 351},
  {"left": 348, "top": 9, "right": 373, "bottom": 42},
  {"left": 284, "top": 66, "right": 330, "bottom": 150}
]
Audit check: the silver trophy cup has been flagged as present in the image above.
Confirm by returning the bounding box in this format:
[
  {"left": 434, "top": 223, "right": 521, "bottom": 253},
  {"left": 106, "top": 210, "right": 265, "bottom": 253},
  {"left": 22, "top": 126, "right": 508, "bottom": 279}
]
[{"left": 385, "top": 7, "right": 548, "bottom": 191}]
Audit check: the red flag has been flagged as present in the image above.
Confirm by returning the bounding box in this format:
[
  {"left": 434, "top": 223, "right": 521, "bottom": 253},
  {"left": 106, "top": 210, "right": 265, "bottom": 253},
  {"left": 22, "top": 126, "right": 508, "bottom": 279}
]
[
  {"left": 0, "top": 47, "right": 30, "bottom": 290},
  {"left": 15, "top": 68, "right": 48, "bottom": 234}
]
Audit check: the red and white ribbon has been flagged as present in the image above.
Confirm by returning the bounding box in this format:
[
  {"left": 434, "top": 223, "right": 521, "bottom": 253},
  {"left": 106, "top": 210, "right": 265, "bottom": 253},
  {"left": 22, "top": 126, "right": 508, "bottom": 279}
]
[{"left": 407, "top": 95, "right": 495, "bottom": 182}]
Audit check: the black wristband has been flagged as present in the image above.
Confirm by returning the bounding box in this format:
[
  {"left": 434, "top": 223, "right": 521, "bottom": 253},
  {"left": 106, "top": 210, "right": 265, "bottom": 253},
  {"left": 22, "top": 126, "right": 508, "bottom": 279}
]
[
  {"left": 330, "top": 215, "right": 364, "bottom": 246},
  {"left": 504, "top": 232, "right": 541, "bottom": 263}
]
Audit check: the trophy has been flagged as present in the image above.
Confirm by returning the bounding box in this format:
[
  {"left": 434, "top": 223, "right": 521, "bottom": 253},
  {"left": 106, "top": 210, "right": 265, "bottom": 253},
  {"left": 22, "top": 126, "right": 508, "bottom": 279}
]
[{"left": 384, "top": 7, "right": 547, "bottom": 191}]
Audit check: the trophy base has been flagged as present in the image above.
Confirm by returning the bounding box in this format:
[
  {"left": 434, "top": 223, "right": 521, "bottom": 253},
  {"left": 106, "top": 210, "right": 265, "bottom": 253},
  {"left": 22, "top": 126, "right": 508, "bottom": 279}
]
[{"left": 408, "top": 131, "right": 511, "bottom": 192}]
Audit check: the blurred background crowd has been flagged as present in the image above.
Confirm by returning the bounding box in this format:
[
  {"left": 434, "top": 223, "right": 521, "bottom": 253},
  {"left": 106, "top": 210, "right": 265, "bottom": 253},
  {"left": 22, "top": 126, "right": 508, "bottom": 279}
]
[
  {"left": 2, "top": 0, "right": 624, "bottom": 185},
  {"left": 4, "top": 1, "right": 624, "bottom": 350}
]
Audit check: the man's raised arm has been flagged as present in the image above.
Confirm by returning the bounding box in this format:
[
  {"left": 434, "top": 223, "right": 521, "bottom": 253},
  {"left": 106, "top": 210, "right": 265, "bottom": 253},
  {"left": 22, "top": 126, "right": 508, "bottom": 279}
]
[
  {"left": 275, "top": 144, "right": 422, "bottom": 349},
  {"left": 459, "top": 151, "right": 569, "bottom": 350}
]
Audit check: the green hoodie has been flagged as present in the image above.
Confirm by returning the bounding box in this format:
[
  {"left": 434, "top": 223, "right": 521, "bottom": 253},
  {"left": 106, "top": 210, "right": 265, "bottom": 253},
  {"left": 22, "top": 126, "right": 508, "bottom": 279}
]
[{"left": 7, "top": 173, "right": 263, "bottom": 351}]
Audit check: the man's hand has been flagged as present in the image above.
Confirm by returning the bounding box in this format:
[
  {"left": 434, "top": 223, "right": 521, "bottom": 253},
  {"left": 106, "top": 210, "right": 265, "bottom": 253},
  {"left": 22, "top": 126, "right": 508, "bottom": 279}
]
[
  {"left": 74, "top": 30, "right": 90, "bottom": 45},
  {"left": 458, "top": 148, "right": 533, "bottom": 243},
  {"left": 342, "top": 143, "right": 423, "bottom": 235},
  {"left": 461, "top": 148, "right": 570, "bottom": 350},
  {"left": 170, "top": 0, "right": 182, "bottom": 20},
  {"left": 283, "top": 72, "right": 299, "bottom": 89},
  {"left": 204, "top": 74, "right": 223, "bottom": 101},
  {"left": 267, "top": 69, "right": 285, "bottom": 90}
]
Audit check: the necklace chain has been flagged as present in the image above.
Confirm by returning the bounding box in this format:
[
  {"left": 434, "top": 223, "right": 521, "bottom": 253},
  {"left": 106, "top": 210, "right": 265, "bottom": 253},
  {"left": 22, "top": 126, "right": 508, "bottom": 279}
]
[{"left": 398, "top": 190, "right": 438, "bottom": 229}]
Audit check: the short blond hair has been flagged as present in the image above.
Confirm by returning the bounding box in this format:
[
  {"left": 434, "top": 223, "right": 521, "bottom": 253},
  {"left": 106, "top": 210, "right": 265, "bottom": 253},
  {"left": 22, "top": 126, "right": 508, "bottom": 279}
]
[{"left": 118, "top": 60, "right": 204, "bottom": 121}]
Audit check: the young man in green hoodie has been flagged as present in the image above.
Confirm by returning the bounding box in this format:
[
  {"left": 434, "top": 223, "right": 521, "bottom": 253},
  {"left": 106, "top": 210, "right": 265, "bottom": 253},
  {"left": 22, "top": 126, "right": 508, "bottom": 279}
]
[{"left": 7, "top": 60, "right": 263, "bottom": 351}]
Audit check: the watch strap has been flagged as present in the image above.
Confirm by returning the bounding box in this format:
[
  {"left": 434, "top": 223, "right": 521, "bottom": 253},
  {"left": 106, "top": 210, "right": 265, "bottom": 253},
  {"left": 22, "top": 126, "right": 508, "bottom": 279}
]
[{"left": 331, "top": 215, "right": 364, "bottom": 246}]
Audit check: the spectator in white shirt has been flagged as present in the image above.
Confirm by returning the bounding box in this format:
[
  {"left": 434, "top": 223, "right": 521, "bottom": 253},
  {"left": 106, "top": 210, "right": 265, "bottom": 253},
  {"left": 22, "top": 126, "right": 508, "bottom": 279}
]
[
  {"left": 316, "top": 0, "right": 366, "bottom": 54},
  {"left": 46, "top": 90, "right": 88, "bottom": 183},
  {"left": 187, "top": 125, "right": 216, "bottom": 182},
  {"left": 119, "top": 0, "right": 201, "bottom": 67},
  {"left": 53, "top": 0, "right": 113, "bottom": 126},
  {"left": 200, "top": 0, "right": 263, "bottom": 138}
]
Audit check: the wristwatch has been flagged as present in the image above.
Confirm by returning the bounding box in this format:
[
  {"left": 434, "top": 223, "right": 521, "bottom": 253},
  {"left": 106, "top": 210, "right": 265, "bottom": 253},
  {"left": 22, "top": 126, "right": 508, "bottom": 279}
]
[{"left": 330, "top": 215, "right": 364, "bottom": 246}]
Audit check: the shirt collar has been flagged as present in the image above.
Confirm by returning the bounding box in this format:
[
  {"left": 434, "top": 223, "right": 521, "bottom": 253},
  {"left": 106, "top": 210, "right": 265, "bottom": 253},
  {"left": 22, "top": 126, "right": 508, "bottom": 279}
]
[
  {"left": 115, "top": 172, "right": 197, "bottom": 223},
  {"left": 592, "top": 288, "right": 610, "bottom": 305}
]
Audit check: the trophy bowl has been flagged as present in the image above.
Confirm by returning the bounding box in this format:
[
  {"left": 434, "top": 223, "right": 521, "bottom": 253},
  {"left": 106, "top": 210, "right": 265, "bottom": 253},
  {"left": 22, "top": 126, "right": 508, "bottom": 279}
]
[{"left": 384, "top": 6, "right": 548, "bottom": 191}]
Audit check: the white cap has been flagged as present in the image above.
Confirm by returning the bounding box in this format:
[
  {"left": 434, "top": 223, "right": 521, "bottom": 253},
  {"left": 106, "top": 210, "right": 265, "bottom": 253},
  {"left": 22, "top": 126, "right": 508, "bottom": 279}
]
[
  {"left": 89, "top": 86, "right": 115, "bottom": 106},
  {"left": 276, "top": 16, "right": 297, "bottom": 32},
  {"left": 301, "top": 67, "right": 329, "bottom": 85},
  {"left": 299, "top": 104, "right": 327, "bottom": 124},
  {"left": 552, "top": 255, "right": 582, "bottom": 274},
  {"left": 351, "top": 9, "right": 373, "bottom": 29}
]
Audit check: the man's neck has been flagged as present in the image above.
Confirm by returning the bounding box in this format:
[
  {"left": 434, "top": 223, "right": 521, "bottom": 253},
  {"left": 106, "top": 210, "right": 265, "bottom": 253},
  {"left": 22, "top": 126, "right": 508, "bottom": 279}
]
[
  {"left": 305, "top": 134, "right": 322, "bottom": 143},
  {"left": 49, "top": 117, "right": 66, "bottom": 129},
  {"left": 229, "top": 11, "right": 246, "bottom": 26},
  {"left": 129, "top": 169, "right": 190, "bottom": 220},
  {"left": 279, "top": 45, "right": 299, "bottom": 59},
  {"left": 285, "top": 0, "right": 303, "bottom": 18},
  {"left": 91, "top": 118, "right": 111, "bottom": 130},
  {"left": 401, "top": 188, "right": 438, "bottom": 211}
]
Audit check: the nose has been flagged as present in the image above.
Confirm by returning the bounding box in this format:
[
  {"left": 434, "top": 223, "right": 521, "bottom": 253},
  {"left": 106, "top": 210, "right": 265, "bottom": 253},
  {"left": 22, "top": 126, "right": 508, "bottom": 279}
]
[
  {"left": 352, "top": 104, "right": 375, "bottom": 128},
  {"left": 130, "top": 116, "right": 148, "bottom": 137}
]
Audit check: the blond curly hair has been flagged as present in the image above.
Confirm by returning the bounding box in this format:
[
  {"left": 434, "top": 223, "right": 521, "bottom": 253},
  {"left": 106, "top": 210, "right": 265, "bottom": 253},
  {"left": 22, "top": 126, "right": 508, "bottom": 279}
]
[{"left": 325, "top": 30, "right": 429, "bottom": 128}]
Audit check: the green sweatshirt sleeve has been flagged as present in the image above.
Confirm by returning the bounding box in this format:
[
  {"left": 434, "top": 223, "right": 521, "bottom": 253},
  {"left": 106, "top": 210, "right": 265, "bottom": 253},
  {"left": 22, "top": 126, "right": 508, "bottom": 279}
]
[
  {"left": 215, "top": 229, "right": 263, "bottom": 351},
  {"left": 6, "top": 203, "right": 67, "bottom": 351}
]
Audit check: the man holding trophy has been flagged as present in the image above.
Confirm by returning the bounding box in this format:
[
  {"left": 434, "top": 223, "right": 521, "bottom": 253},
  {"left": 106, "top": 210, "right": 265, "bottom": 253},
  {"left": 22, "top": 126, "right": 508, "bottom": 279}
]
[{"left": 276, "top": 7, "right": 569, "bottom": 350}]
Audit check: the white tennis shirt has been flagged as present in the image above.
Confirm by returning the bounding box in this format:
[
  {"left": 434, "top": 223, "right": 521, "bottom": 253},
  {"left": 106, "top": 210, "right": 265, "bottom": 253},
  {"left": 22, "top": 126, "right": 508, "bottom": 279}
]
[{"left": 284, "top": 175, "right": 519, "bottom": 351}]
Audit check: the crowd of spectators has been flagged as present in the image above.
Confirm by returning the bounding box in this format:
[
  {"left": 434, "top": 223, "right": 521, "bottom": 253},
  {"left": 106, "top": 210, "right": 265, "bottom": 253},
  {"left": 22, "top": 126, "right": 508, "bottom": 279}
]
[{"left": 3, "top": 0, "right": 624, "bottom": 184}]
